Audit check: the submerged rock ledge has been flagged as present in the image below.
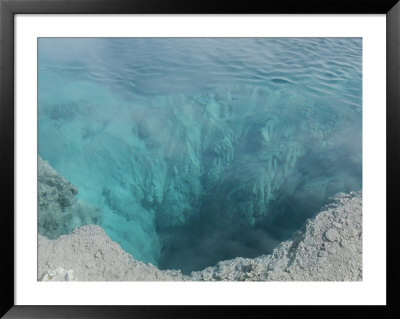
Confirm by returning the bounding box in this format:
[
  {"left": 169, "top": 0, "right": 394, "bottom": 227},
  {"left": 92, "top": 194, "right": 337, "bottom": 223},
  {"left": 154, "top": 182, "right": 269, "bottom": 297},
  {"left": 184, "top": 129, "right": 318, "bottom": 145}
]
[{"left": 38, "top": 191, "right": 362, "bottom": 281}]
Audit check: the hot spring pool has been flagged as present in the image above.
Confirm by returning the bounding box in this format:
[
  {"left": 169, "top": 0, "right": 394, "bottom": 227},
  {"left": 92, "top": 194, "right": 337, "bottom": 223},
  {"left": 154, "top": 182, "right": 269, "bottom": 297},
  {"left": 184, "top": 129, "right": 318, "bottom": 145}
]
[{"left": 38, "top": 38, "right": 362, "bottom": 274}]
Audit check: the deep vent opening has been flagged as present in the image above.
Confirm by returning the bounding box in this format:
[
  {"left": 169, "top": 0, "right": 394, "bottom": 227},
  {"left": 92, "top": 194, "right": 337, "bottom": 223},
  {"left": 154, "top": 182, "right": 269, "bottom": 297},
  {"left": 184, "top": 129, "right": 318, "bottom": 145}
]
[{"left": 153, "top": 150, "right": 361, "bottom": 274}]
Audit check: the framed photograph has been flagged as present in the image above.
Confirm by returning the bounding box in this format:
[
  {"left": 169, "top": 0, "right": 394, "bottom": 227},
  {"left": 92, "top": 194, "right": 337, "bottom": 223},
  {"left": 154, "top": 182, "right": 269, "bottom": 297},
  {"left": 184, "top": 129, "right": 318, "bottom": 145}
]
[{"left": 1, "top": 0, "right": 398, "bottom": 317}]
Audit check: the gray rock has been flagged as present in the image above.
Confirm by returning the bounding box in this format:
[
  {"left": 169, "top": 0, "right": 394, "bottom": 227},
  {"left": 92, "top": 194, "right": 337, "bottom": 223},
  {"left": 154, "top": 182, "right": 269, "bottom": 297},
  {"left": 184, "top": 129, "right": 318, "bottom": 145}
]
[
  {"left": 38, "top": 156, "right": 103, "bottom": 239},
  {"left": 38, "top": 156, "right": 78, "bottom": 209},
  {"left": 325, "top": 228, "right": 340, "bottom": 242}
]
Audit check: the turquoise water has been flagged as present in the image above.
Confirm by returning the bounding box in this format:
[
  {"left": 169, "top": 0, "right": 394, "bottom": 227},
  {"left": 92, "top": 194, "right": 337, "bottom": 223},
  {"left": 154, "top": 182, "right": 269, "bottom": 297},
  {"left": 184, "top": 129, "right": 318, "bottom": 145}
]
[{"left": 38, "top": 38, "right": 362, "bottom": 273}]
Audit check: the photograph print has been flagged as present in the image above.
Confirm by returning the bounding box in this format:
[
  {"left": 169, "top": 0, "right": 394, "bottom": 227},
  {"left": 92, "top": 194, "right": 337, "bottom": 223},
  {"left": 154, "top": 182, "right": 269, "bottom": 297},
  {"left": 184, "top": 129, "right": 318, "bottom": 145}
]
[{"left": 37, "top": 38, "right": 362, "bottom": 281}]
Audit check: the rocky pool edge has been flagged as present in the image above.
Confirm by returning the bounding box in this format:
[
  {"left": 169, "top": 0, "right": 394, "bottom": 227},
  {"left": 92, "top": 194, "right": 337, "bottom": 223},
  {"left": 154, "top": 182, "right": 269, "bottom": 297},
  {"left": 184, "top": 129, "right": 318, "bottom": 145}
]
[{"left": 38, "top": 191, "right": 362, "bottom": 281}]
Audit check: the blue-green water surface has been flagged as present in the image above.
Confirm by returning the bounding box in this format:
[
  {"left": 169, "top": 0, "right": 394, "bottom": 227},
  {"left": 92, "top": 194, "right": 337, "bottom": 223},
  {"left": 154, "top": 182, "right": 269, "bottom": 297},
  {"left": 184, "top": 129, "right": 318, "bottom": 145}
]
[{"left": 38, "top": 38, "right": 362, "bottom": 273}]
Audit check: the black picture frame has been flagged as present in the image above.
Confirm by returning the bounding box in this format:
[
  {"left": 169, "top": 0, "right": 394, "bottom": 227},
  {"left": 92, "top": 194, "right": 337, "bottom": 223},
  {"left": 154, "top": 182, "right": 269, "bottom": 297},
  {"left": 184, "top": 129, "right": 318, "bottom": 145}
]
[{"left": 1, "top": 0, "right": 399, "bottom": 318}]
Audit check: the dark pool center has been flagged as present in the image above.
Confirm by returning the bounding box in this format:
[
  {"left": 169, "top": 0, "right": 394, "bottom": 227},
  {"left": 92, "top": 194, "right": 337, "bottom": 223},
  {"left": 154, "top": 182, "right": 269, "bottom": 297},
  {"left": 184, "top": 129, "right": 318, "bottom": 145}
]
[{"left": 38, "top": 38, "right": 362, "bottom": 274}]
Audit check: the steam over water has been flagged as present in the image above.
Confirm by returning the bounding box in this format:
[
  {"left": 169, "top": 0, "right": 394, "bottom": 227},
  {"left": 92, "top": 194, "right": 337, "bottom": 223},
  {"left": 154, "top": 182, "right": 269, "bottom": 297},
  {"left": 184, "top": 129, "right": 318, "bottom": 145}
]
[{"left": 38, "top": 38, "right": 362, "bottom": 274}]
